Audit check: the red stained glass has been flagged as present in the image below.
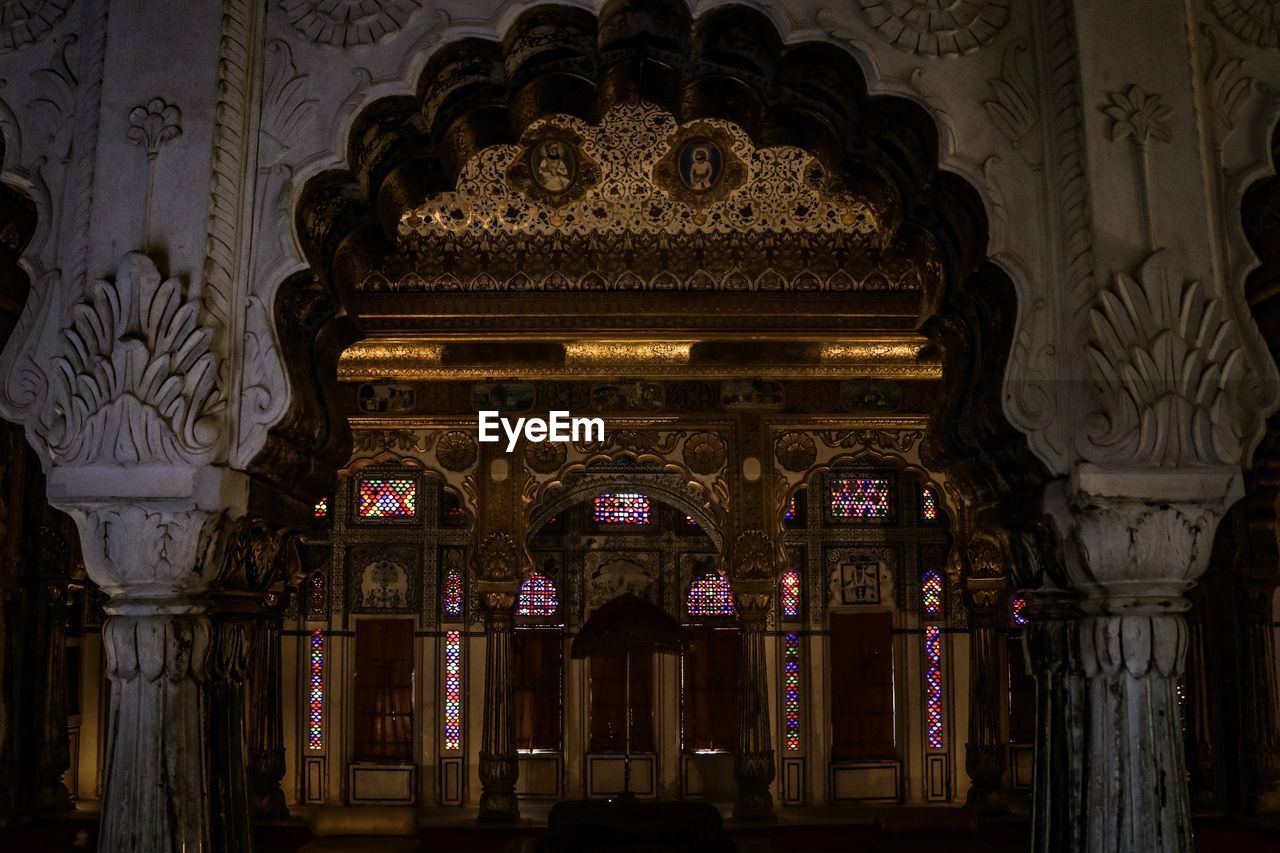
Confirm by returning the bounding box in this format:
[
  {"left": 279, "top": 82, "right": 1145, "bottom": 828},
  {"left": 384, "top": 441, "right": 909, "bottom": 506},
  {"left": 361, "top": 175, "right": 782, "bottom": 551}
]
[
  {"left": 922, "top": 570, "right": 944, "bottom": 616},
  {"left": 780, "top": 570, "right": 801, "bottom": 619},
  {"left": 358, "top": 478, "right": 416, "bottom": 518},
  {"left": 443, "top": 564, "right": 464, "bottom": 619},
  {"left": 687, "top": 572, "right": 735, "bottom": 617},
  {"left": 314, "top": 497, "right": 328, "bottom": 518},
  {"left": 308, "top": 629, "right": 324, "bottom": 750},
  {"left": 920, "top": 487, "right": 938, "bottom": 521},
  {"left": 444, "top": 631, "right": 462, "bottom": 750},
  {"left": 830, "top": 478, "right": 891, "bottom": 519},
  {"left": 1011, "top": 596, "right": 1028, "bottom": 626},
  {"left": 925, "top": 625, "right": 943, "bottom": 749},
  {"left": 593, "top": 492, "right": 650, "bottom": 524},
  {"left": 784, "top": 632, "right": 801, "bottom": 751},
  {"left": 518, "top": 573, "right": 559, "bottom": 616}
]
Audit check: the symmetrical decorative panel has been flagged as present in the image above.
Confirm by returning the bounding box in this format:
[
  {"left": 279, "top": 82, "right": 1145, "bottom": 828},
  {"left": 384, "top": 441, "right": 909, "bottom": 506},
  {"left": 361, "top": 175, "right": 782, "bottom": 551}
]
[
  {"left": 518, "top": 573, "right": 560, "bottom": 617},
  {"left": 308, "top": 629, "right": 324, "bottom": 751},
  {"left": 784, "top": 631, "right": 801, "bottom": 752},
  {"left": 687, "top": 571, "right": 735, "bottom": 617},
  {"left": 829, "top": 478, "right": 891, "bottom": 519},
  {"left": 444, "top": 630, "right": 462, "bottom": 751},
  {"left": 357, "top": 478, "right": 417, "bottom": 519},
  {"left": 593, "top": 493, "right": 651, "bottom": 525}
]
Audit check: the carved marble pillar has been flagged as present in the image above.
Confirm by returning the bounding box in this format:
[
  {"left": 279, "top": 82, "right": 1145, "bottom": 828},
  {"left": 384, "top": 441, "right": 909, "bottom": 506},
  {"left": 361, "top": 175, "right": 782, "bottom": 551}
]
[
  {"left": 1181, "top": 589, "right": 1221, "bottom": 812},
  {"left": 733, "top": 588, "right": 775, "bottom": 821},
  {"left": 963, "top": 593, "right": 1008, "bottom": 812},
  {"left": 248, "top": 597, "right": 288, "bottom": 819},
  {"left": 1239, "top": 581, "right": 1280, "bottom": 813},
  {"left": 1059, "top": 469, "right": 1237, "bottom": 853},
  {"left": 477, "top": 588, "right": 519, "bottom": 823},
  {"left": 35, "top": 577, "right": 72, "bottom": 814},
  {"left": 1023, "top": 592, "right": 1085, "bottom": 853}
]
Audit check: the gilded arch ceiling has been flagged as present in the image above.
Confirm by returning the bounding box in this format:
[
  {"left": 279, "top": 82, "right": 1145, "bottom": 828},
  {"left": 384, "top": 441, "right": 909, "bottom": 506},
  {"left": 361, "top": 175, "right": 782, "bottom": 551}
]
[{"left": 362, "top": 103, "right": 942, "bottom": 295}]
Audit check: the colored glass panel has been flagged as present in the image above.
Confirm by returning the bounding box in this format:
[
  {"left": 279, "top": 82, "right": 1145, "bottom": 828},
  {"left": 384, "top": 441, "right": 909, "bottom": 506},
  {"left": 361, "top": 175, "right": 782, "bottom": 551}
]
[
  {"left": 784, "top": 495, "right": 797, "bottom": 523},
  {"left": 1011, "top": 596, "right": 1028, "bottom": 626},
  {"left": 357, "top": 478, "right": 416, "bottom": 518},
  {"left": 780, "top": 570, "right": 801, "bottom": 618},
  {"left": 925, "top": 625, "right": 944, "bottom": 749},
  {"left": 687, "top": 572, "right": 735, "bottom": 617},
  {"left": 314, "top": 497, "right": 328, "bottom": 518},
  {"left": 307, "top": 570, "right": 326, "bottom": 618},
  {"left": 921, "top": 570, "right": 944, "bottom": 616},
  {"left": 920, "top": 487, "right": 938, "bottom": 521},
  {"left": 518, "top": 573, "right": 559, "bottom": 616},
  {"left": 444, "top": 630, "right": 463, "bottom": 750},
  {"left": 784, "top": 632, "right": 801, "bottom": 751},
  {"left": 308, "top": 629, "right": 324, "bottom": 750},
  {"left": 686, "top": 515, "right": 698, "bottom": 526},
  {"left": 593, "top": 492, "right": 651, "bottom": 524},
  {"left": 443, "top": 564, "right": 464, "bottom": 619},
  {"left": 830, "top": 478, "right": 891, "bottom": 519}
]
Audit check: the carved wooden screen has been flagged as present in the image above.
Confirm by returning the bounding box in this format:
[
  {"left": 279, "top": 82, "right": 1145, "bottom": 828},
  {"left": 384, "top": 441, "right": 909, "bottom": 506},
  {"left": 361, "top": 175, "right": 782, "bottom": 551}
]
[
  {"left": 514, "top": 628, "right": 563, "bottom": 752},
  {"left": 681, "top": 628, "right": 740, "bottom": 752},
  {"left": 588, "top": 652, "right": 655, "bottom": 753},
  {"left": 352, "top": 618, "right": 415, "bottom": 761},
  {"left": 829, "top": 611, "right": 896, "bottom": 761}
]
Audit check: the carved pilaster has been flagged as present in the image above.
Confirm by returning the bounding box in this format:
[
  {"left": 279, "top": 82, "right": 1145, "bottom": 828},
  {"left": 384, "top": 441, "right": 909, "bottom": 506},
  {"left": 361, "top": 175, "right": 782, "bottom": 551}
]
[
  {"left": 35, "top": 577, "right": 72, "bottom": 814},
  {"left": 1023, "top": 593, "right": 1085, "bottom": 853},
  {"left": 733, "top": 589, "right": 775, "bottom": 821},
  {"left": 248, "top": 598, "right": 288, "bottom": 819},
  {"left": 205, "top": 611, "right": 252, "bottom": 853},
  {"left": 1058, "top": 468, "right": 1237, "bottom": 853},
  {"left": 1239, "top": 582, "right": 1280, "bottom": 813},
  {"left": 963, "top": 535, "right": 1009, "bottom": 813},
  {"left": 478, "top": 589, "right": 519, "bottom": 823}
]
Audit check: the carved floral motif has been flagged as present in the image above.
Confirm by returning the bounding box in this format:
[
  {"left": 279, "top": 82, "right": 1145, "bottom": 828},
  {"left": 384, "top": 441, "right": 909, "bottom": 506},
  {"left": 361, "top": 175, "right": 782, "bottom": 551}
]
[
  {"left": 524, "top": 439, "right": 566, "bottom": 474},
  {"left": 830, "top": 0, "right": 1009, "bottom": 58},
  {"left": 1213, "top": 0, "right": 1280, "bottom": 50},
  {"left": 435, "top": 430, "right": 477, "bottom": 472},
  {"left": 0, "top": 0, "right": 73, "bottom": 52},
  {"left": 474, "top": 531, "right": 519, "bottom": 582},
  {"left": 984, "top": 42, "right": 1037, "bottom": 150},
  {"left": 47, "top": 254, "right": 223, "bottom": 466},
  {"left": 733, "top": 529, "right": 780, "bottom": 581},
  {"left": 774, "top": 432, "right": 817, "bottom": 472},
  {"left": 126, "top": 98, "right": 182, "bottom": 157},
  {"left": 684, "top": 432, "right": 727, "bottom": 475},
  {"left": 1101, "top": 85, "right": 1172, "bottom": 146},
  {"left": 1086, "top": 250, "right": 1244, "bottom": 467},
  {"left": 278, "top": 0, "right": 425, "bottom": 48}
]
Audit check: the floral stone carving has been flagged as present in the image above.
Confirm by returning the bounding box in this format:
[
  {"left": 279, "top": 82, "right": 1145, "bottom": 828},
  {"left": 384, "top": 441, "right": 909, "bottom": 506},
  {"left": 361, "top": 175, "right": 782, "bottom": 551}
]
[
  {"left": 278, "top": 0, "right": 425, "bottom": 48},
  {"left": 774, "top": 432, "right": 816, "bottom": 472},
  {"left": 684, "top": 432, "right": 727, "bottom": 475},
  {"left": 853, "top": 0, "right": 1010, "bottom": 58},
  {"left": 435, "top": 430, "right": 477, "bottom": 471},
  {"left": 0, "top": 0, "right": 73, "bottom": 52}
]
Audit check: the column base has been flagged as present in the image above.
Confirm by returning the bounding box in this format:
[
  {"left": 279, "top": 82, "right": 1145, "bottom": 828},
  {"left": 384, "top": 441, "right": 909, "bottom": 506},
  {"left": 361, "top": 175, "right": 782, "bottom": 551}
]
[
  {"left": 477, "top": 792, "right": 521, "bottom": 823},
  {"left": 250, "top": 785, "right": 288, "bottom": 820},
  {"left": 477, "top": 752, "right": 520, "bottom": 823},
  {"left": 732, "top": 751, "right": 776, "bottom": 821},
  {"left": 35, "top": 780, "right": 72, "bottom": 815},
  {"left": 964, "top": 781, "right": 1010, "bottom": 815}
]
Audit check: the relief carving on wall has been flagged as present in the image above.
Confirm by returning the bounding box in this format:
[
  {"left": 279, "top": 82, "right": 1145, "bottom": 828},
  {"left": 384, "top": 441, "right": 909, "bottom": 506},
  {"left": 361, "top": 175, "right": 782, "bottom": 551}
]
[
  {"left": 355, "top": 558, "right": 410, "bottom": 610},
  {"left": 0, "top": 0, "right": 73, "bottom": 52},
  {"left": 373, "top": 103, "right": 934, "bottom": 294},
  {"left": 1213, "top": 0, "right": 1280, "bottom": 49},
  {"left": 277, "top": 0, "right": 427, "bottom": 48},
  {"left": 584, "top": 552, "right": 658, "bottom": 613},
  {"left": 820, "top": 0, "right": 1009, "bottom": 58}
]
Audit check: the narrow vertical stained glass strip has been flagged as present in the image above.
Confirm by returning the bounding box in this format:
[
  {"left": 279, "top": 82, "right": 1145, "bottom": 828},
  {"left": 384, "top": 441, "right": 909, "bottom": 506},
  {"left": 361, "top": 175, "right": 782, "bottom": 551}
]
[
  {"left": 443, "top": 563, "right": 464, "bottom": 618},
  {"left": 307, "top": 570, "right": 326, "bottom": 618},
  {"left": 687, "top": 572, "right": 735, "bottom": 617},
  {"left": 921, "top": 570, "right": 944, "bottom": 616},
  {"left": 593, "top": 492, "right": 650, "bottom": 524},
  {"left": 445, "top": 630, "right": 463, "bottom": 750},
  {"left": 780, "top": 570, "right": 801, "bottom": 618},
  {"left": 925, "top": 625, "right": 943, "bottom": 750},
  {"left": 784, "top": 631, "right": 801, "bottom": 751},
  {"left": 920, "top": 487, "right": 938, "bottom": 521},
  {"left": 784, "top": 495, "right": 797, "bottom": 523},
  {"left": 308, "top": 629, "right": 324, "bottom": 750},
  {"left": 1011, "top": 596, "right": 1028, "bottom": 626},
  {"left": 518, "top": 573, "right": 559, "bottom": 616},
  {"left": 830, "top": 478, "right": 891, "bottom": 518},
  {"left": 357, "top": 478, "right": 416, "bottom": 518},
  {"left": 313, "top": 497, "right": 328, "bottom": 519}
]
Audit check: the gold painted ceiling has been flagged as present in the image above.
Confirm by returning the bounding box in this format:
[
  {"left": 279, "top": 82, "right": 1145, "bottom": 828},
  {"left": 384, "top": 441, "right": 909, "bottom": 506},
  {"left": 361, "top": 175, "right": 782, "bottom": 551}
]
[{"left": 362, "top": 103, "right": 942, "bottom": 294}]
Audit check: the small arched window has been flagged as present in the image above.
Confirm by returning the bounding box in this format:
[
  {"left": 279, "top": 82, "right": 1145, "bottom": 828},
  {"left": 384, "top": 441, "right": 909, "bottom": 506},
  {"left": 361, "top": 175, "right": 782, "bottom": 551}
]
[
  {"left": 517, "top": 573, "right": 559, "bottom": 616},
  {"left": 780, "top": 570, "right": 801, "bottom": 618},
  {"left": 687, "top": 571, "right": 735, "bottom": 617}
]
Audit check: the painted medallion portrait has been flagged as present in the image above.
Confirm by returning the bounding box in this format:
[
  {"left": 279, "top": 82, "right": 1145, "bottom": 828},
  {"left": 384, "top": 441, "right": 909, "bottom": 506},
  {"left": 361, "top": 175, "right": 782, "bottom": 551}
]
[
  {"left": 678, "top": 140, "right": 722, "bottom": 192},
  {"left": 531, "top": 139, "right": 577, "bottom": 193}
]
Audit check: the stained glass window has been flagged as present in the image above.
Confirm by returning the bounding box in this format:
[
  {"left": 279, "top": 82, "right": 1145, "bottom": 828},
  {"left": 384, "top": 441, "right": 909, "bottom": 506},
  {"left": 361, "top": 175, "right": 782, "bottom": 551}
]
[
  {"left": 830, "top": 478, "right": 891, "bottom": 519},
  {"left": 314, "top": 497, "right": 328, "bottom": 519},
  {"left": 306, "top": 569, "right": 326, "bottom": 619},
  {"left": 686, "top": 515, "right": 698, "bottom": 526},
  {"left": 1011, "top": 596, "right": 1028, "bottom": 626},
  {"left": 925, "top": 625, "right": 944, "bottom": 749},
  {"left": 687, "top": 571, "right": 735, "bottom": 617},
  {"left": 784, "top": 632, "right": 801, "bottom": 751},
  {"left": 518, "top": 573, "right": 559, "bottom": 616},
  {"left": 921, "top": 570, "right": 944, "bottom": 616},
  {"left": 444, "top": 630, "right": 463, "bottom": 750},
  {"left": 357, "top": 478, "right": 416, "bottom": 519},
  {"left": 443, "top": 562, "right": 464, "bottom": 619},
  {"left": 784, "top": 495, "right": 797, "bottom": 523},
  {"left": 920, "top": 487, "right": 938, "bottom": 522},
  {"left": 780, "top": 570, "right": 801, "bottom": 619},
  {"left": 593, "top": 492, "right": 650, "bottom": 525},
  {"left": 308, "top": 629, "right": 324, "bottom": 750}
]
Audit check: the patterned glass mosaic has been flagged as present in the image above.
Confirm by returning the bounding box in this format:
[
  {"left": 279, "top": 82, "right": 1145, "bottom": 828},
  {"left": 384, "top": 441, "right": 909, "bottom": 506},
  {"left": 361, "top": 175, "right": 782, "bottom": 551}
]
[
  {"left": 925, "top": 625, "right": 944, "bottom": 750},
  {"left": 784, "top": 631, "right": 801, "bottom": 751},
  {"left": 920, "top": 487, "right": 938, "bottom": 522},
  {"left": 830, "top": 478, "right": 891, "bottom": 519},
  {"left": 443, "top": 563, "right": 464, "bottom": 619},
  {"left": 687, "top": 572, "right": 735, "bottom": 617},
  {"left": 1011, "top": 596, "right": 1028, "bottom": 626},
  {"left": 308, "top": 629, "right": 324, "bottom": 750},
  {"left": 593, "top": 492, "right": 651, "bottom": 524},
  {"left": 444, "top": 630, "right": 463, "bottom": 750},
  {"left": 780, "top": 570, "right": 801, "bottom": 619},
  {"left": 921, "top": 570, "right": 944, "bottom": 616},
  {"left": 357, "top": 478, "right": 416, "bottom": 519},
  {"left": 784, "top": 495, "right": 797, "bottom": 523},
  {"left": 517, "top": 573, "right": 560, "bottom": 616},
  {"left": 313, "top": 497, "right": 328, "bottom": 519}
]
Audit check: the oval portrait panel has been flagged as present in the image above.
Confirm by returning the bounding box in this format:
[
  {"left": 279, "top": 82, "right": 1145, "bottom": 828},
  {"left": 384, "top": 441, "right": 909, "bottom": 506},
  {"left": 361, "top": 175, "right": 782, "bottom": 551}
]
[
  {"left": 530, "top": 138, "right": 578, "bottom": 194},
  {"left": 678, "top": 140, "right": 723, "bottom": 192}
]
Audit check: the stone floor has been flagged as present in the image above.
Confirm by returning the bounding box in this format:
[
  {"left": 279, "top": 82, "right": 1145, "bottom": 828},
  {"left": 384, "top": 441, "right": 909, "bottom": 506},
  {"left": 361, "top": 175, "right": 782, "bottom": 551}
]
[{"left": 0, "top": 803, "right": 1276, "bottom": 852}]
